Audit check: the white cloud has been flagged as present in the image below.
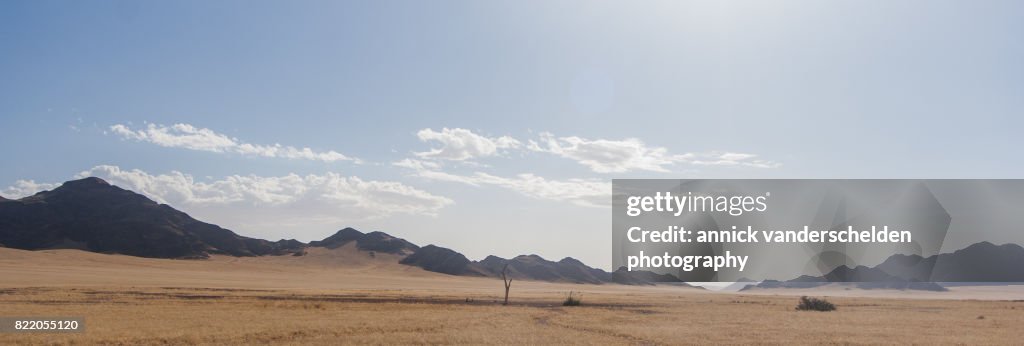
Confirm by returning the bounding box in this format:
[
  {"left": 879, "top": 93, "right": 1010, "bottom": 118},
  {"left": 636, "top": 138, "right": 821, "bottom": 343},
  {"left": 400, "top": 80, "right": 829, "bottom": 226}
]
[
  {"left": 689, "top": 152, "right": 781, "bottom": 168},
  {"left": 399, "top": 164, "right": 608, "bottom": 208},
  {"left": 439, "top": 172, "right": 609, "bottom": 208},
  {"left": 414, "top": 128, "right": 520, "bottom": 161},
  {"left": 392, "top": 158, "right": 441, "bottom": 171},
  {"left": 109, "top": 123, "right": 360, "bottom": 163},
  {"left": 527, "top": 133, "right": 677, "bottom": 173},
  {"left": 528, "top": 132, "right": 780, "bottom": 173},
  {"left": 1, "top": 180, "right": 60, "bottom": 199}
]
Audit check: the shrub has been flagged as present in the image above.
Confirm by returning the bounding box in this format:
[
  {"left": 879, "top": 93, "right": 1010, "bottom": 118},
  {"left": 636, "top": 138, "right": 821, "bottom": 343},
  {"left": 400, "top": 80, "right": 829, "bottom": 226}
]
[
  {"left": 795, "top": 296, "right": 835, "bottom": 311},
  {"left": 562, "top": 291, "right": 582, "bottom": 306}
]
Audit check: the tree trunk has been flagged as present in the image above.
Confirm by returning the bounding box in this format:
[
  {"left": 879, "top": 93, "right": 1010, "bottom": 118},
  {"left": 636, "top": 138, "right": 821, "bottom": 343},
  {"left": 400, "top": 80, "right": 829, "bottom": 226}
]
[{"left": 501, "top": 264, "right": 512, "bottom": 305}]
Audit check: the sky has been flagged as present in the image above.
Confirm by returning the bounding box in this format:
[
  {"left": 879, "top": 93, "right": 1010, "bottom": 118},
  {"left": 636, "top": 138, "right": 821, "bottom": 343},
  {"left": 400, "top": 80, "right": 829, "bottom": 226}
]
[{"left": 2, "top": 0, "right": 1023, "bottom": 269}]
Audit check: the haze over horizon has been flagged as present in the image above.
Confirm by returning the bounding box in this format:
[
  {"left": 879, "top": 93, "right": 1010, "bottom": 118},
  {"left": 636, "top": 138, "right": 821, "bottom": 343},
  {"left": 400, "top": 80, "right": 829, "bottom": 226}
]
[{"left": 3, "top": 0, "right": 1023, "bottom": 269}]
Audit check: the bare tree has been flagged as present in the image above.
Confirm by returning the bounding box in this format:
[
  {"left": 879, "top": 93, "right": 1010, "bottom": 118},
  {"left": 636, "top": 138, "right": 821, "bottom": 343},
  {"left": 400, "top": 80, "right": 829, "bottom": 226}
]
[{"left": 501, "top": 263, "right": 512, "bottom": 306}]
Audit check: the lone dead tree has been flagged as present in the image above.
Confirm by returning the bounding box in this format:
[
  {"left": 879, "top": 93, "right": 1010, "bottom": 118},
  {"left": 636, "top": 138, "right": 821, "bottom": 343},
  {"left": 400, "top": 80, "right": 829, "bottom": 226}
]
[{"left": 501, "top": 263, "right": 512, "bottom": 305}]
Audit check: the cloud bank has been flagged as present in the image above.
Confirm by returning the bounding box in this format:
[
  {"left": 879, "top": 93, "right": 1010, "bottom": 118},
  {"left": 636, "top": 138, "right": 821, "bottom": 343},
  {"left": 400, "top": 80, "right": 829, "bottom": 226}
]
[
  {"left": 394, "top": 159, "right": 609, "bottom": 208},
  {"left": 392, "top": 128, "right": 780, "bottom": 207},
  {"left": 527, "top": 132, "right": 780, "bottom": 173},
  {"left": 1, "top": 180, "right": 60, "bottom": 199},
  {"left": 110, "top": 123, "right": 360, "bottom": 163},
  {"left": 410, "top": 128, "right": 779, "bottom": 173}
]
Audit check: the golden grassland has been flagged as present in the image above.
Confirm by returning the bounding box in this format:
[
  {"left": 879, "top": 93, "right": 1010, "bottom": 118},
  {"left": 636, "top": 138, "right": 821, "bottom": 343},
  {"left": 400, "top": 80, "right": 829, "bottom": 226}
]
[{"left": 2, "top": 247, "right": 1023, "bottom": 345}]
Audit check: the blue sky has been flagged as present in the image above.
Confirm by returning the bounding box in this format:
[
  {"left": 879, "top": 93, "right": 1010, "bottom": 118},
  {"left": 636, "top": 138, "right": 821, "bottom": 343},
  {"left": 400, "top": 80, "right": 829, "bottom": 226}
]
[{"left": 2, "top": 0, "right": 1023, "bottom": 268}]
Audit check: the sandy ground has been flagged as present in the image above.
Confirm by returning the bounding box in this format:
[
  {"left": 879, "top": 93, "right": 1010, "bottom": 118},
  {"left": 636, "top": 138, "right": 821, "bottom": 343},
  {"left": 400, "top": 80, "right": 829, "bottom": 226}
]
[{"left": 2, "top": 247, "right": 1023, "bottom": 345}]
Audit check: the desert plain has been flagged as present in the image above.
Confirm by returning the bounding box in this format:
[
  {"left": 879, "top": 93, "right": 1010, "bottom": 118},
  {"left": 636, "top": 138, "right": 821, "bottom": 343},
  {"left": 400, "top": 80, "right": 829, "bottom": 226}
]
[{"left": 1, "top": 245, "right": 1023, "bottom": 345}]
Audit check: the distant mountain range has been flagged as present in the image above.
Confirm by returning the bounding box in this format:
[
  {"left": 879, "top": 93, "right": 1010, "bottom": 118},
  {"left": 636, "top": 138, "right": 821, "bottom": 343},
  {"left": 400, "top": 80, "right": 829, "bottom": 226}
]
[
  {"left": 395, "top": 243, "right": 620, "bottom": 284},
  {"left": 319, "top": 228, "right": 680, "bottom": 285},
  {"left": 742, "top": 242, "right": 1024, "bottom": 291},
  {"left": 875, "top": 242, "right": 1024, "bottom": 282},
  {"left": 3, "top": 177, "right": 1021, "bottom": 287},
  {"left": 0, "top": 177, "right": 675, "bottom": 285}
]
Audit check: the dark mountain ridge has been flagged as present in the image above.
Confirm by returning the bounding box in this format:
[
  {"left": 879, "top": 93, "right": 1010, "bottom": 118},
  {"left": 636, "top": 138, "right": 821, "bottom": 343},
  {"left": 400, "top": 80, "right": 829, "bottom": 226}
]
[
  {"left": 0, "top": 177, "right": 302, "bottom": 258},
  {"left": 874, "top": 241, "right": 1024, "bottom": 282},
  {"left": 399, "top": 244, "right": 487, "bottom": 276},
  {"left": 474, "top": 253, "right": 611, "bottom": 284},
  {"left": 743, "top": 241, "right": 1024, "bottom": 291},
  {"left": 308, "top": 227, "right": 419, "bottom": 255},
  {"left": 399, "top": 246, "right": 618, "bottom": 283}
]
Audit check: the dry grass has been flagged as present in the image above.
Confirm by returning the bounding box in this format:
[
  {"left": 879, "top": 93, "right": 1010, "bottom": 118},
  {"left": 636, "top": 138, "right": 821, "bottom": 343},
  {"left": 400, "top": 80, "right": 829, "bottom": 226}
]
[
  {"left": 2, "top": 286, "right": 1023, "bottom": 345},
  {"left": 1, "top": 247, "right": 1023, "bottom": 345}
]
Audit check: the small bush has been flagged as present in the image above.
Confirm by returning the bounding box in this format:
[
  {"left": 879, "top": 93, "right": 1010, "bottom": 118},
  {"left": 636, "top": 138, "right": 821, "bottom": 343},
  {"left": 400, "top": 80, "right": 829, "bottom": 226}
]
[
  {"left": 795, "top": 296, "right": 835, "bottom": 311},
  {"left": 562, "top": 291, "right": 582, "bottom": 306}
]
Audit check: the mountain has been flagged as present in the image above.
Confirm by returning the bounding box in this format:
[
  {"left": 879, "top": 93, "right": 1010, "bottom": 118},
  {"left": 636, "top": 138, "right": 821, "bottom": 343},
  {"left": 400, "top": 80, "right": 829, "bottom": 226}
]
[
  {"left": 308, "top": 227, "right": 364, "bottom": 248},
  {"left": 399, "top": 244, "right": 487, "bottom": 276},
  {"left": 745, "top": 265, "right": 946, "bottom": 291},
  {"left": 743, "top": 242, "right": 1024, "bottom": 291},
  {"left": 401, "top": 246, "right": 617, "bottom": 284},
  {"left": 476, "top": 254, "right": 611, "bottom": 284},
  {"left": 875, "top": 242, "right": 1024, "bottom": 282},
  {"left": 0, "top": 177, "right": 304, "bottom": 258},
  {"left": 309, "top": 227, "right": 419, "bottom": 255}
]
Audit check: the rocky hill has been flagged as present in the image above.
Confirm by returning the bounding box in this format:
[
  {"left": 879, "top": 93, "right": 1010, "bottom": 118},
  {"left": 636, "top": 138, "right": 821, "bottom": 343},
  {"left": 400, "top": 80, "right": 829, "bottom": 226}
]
[
  {"left": 309, "top": 227, "right": 419, "bottom": 255},
  {"left": 739, "top": 242, "right": 1024, "bottom": 292},
  {"left": 875, "top": 242, "right": 1024, "bottom": 282},
  {"left": 0, "top": 177, "right": 303, "bottom": 258}
]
